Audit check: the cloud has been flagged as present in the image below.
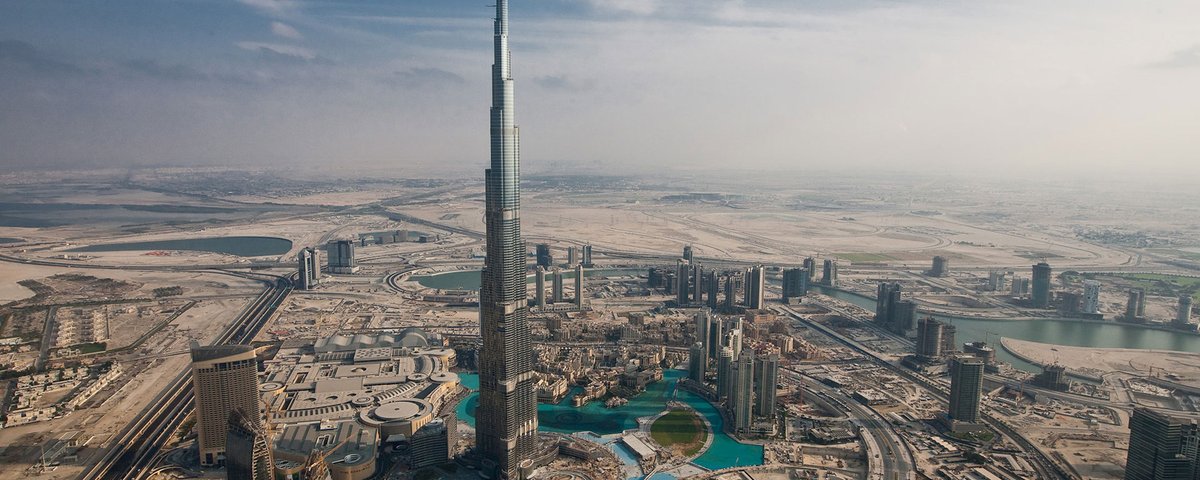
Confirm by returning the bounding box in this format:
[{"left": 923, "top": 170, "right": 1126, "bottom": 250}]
[
  {"left": 0, "top": 39, "right": 86, "bottom": 75},
  {"left": 533, "top": 75, "right": 595, "bottom": 92},
  {"left": 386, "top": 67, "right": 465, "bottom": 88},
  {"left": 237, "top": 0, "right": 298, "bottom": 14},
  {"left": 270, "top": 21, "right": 303, "bottom": 40},
  {"left": 1147, "top": 45, "right": 1200, "bottom": 69},
  {"left": 121, "top": 59, "right": 210, "bottom": 82},
  {"left": 586, "top": 0, "right": 662, "bottom": 15},
  {"left": 236, "top": 41, "right": 332, "bottom": 65}
]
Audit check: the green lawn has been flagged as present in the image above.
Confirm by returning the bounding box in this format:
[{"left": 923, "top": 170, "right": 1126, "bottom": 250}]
[{"left": 650, "top": 408, "right": 707, "bottom": 457}]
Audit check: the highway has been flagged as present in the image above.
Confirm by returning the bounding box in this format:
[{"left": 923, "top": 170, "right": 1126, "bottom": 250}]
[
  {"left": 75, "top": 273, "right": 292, "bottom": 480},
  {"left": 783, "top": 368, "right": 914, "bottom": 480},
  {"left": 776, "top": 304, "right": 1073, "bottom": 480}
]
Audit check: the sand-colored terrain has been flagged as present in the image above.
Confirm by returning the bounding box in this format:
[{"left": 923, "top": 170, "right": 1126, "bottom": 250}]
[{"left": 1002, "top": 337, "right": 1200, "bottom": 385}]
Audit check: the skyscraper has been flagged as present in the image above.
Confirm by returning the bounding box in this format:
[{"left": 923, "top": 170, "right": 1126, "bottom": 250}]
[
  {"left": 717, "top": 346, "right": 735, "bottom": 401},
  {"left": 930, "top": 256, "right": 949, "bottom": 277},
  {"left": 581, "top": 244, "right": 593, "bottom": 267},
  {"left": 915, "top": 316, "right": 945, "bottom": 359},
  {"left": 1031, "top": 262, "right": 1052, "bottom": 308},
  {"left": 875, "top": 282, "right": 902, "bottom": 327},
  {"left": 225, "top": 408, "right": 273, "bottom": 480},
  {"left": 744, "top": 265, "right": 765, "bottom": 310},
  {"left": 326, "top": 240, "right": 358, "bottom": 274},
  {"left": 534, "top": 266, "right": 546, "bottom": 308},
  {"left": 692, "top": 264, "right": 703, "bottom": 305},
  {"left": 677, "top": 259, "right": 691, "bottom": 305},
  {"left": 566, "top": 246, "right": 577, "bottom": 265},
  {"left": 1124, "top": 408, "right": 1200, "bottom": 480},
  {"left": 552, "top": 267, "right": 564, "bottom": 303},
  {"left": 802, "top": 257, "right": 817, "bottom": 281},
  {"left": 1127, "top": 288, "right": 1147, "bottom": 322},
  {"left": 1082, "top": 280, "right": 1102, "bottom": 315},
  {"left": 754, "top": 353, "right": 779, "bottom": 419},
  {"left": 688, "top": 342, "right": 706, "bottom": 383},
  {"left": 477, "top": 1, "right": 538, "bottom": 476},
  {"left": 782, "top": 268, "right": 808, "bottom": 301},
  {"left": 190, "top": 345, "right": 261, "bottom": 466},
  {"left": 574, "top": 263, "right": 584, "bottom": 307},
  {"left": 683, "top": 245, "right": 694, "bottom": 263},
  {"left": 947, "top": 356, "right": 984, "bottom": 427},
  {"left": 297, "top": 248, "right": 314, "bottom": 290},
  {"left": 705, "top": 271, "right": 720, "bottom": 309},
  {"left": 822, "top": 259, "right": 839, "bottom": 287},
  {"left": 535, "top": 243, "right": 553, "bottom": 268},
  {"left": 694, "top": 310, "right": 711, "bottom": 365},
  {"left": 732, "top": 349, "right": 755, "bottom": 434},
  {"left": 1176, "top": 296, "right": 1194, "bottom": 329}
]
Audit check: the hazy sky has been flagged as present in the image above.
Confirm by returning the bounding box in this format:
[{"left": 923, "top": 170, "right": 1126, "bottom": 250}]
[{"left": 1, "top": 0, "right": 1198, "bottom": 176}]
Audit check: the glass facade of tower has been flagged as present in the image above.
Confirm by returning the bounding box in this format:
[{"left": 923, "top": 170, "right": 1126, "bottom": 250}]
[{"left": 476, "top": 1, "right": 539, "bottom": 478}]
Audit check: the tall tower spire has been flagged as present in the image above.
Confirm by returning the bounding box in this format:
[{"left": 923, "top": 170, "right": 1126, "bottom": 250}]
[{"left": 476, "top": 0, "right": 538, "bottom": 478}]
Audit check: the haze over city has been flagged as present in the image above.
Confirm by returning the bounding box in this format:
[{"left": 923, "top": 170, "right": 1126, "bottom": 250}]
[
  {"left": 2, "top": 2, "right": 1200, "bottom": 480},
  {"left": 3, "top": 0, "right": 1200, "bottom": 176}
]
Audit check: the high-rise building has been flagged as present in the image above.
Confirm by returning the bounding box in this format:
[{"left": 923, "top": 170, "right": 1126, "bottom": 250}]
[
  {"left": 1059, "top": 292, "right": 1082, "bottom": 316},
  {"left": 754, "top": 353, "right": 779, "bottom": 419},
  {"left": 683, "top": 245, "right": 694, "bottom": 263},
  {"left": 225, "top": 408, "right": 273, "bottom": 480},
  {"left": 782, "top": 268, "right": 809, "bottom": 301},
  {"left": 707, "top": 314, "right": 723, "bottom": 360},
  {"left": 692, "top": 264, "right": 703, "bottom": 305},
  {"left": 297, "top": 247, "right": 321, "bottom": 290},
  {"left": 717, "top": 346, "right": 735, "bottom": 401},
  {"left": 694, "top": 310, "right": 711, "bottom": 365},
  {"left": 1031, "top": 262, "right": 1052, "bottom": 308},
  {"left": 892, "top": 300, "right": 918, "bottom": 335},
  {"left": 1124, "top": 408, "right": 1200, "bottom": 480},
  {"left": 574, "top": 264, "right": 584, "bottom": 307},
  {"left": 930, "top": 256, "right": 949, "bottom": 277},
  {"left": 298, "top": 248, "right": 314, "bottom": 290},
  {"left": 875, "top": 282, "right": 902, "bottom": 326},
  {"left": 822, "top": 259, "right": 839, "bottom": 287},
  {"left": 535, "top": 243, "right": 553, "bottom": 268},
  {"left": 190, "top": 345, "right": 261, "bottom": 466},
  {"left": 688, "top": 342, "right": 706, "bottom": 383},
  {"left": 411, "top": 415, "right": 456, "bottom": 469},
  {"left": 676, "top": 259, "right": 691, "bottom": 305},
  {"left": 723, "top": 274, "right": 736, "bottom": 312},
  {"left": 706, "top": 271, "right": 720, "bottom": 309},
  {"left": 946, "top": 356, "right": 984, "bottom": 427},
  {"left": 477, "top": 1, "right": 539, "bottom": 476},
  {"left": 987, "top": 271, "right": 1007, "bottom": 292},
  {"left": 1126, "top": 289, "right": 1147, "bottom": 322},
  {"left": 326, "top": 240, "right": 358, "bottom": 274},
  {"left": 1010, "top": 277, "right": 1030, "bottom": 296},
  {"left": 534, "top": 266, "right": 546, "bottom": 308},
  {"left": 1176, "top": 296, "right": 1194, "bottom": 329},
  {"left": 732, "top": 349, "right": 755, "bottom": 434},
  {"left": 915, "top": 317, "right": 945, "bottom": 359},
  {"left": 940, "top": 323, "right": 958, "bottom": 355},
  {"left": 552, "top": 267, "right": 564, "bottom": 303},
  {"left": 581, "top": 244, "right": 593, "bottom": 267},
  {"left": 802, "top": 257, "right": 817, "bottom": 281},
  {"left": 1082, "top": 280, "right": 1102, "bottom": 315},
  {"left": 744, "top": 265, "right": 765, "bottom": 310},
  {"left": 566, "top": 246, "right": 577, "bottom": 266}
]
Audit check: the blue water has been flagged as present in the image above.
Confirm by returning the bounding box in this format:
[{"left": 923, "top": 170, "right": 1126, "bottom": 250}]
[
  {"left": 413, "top": 268, "right": 643, "bottom": 291},
  {"left": 813, "top": 286, "right": 1200, "bottom": 372},
  {"left": 0, "top": 237, "right": 22, "bottom": 244},
  {"left": 455, "top": 370, "right": 763, "bottom": 470},
  {"left": 68, "top": 236, "right": 293, "bottom": 257}
]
